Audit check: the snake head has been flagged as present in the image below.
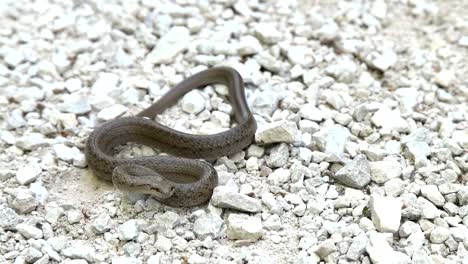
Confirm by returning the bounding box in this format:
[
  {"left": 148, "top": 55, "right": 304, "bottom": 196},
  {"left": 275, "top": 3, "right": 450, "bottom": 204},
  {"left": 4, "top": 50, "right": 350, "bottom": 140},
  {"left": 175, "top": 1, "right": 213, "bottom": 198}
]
[{"left": 112, "top": 165, "right": 175, "bottom": 199}]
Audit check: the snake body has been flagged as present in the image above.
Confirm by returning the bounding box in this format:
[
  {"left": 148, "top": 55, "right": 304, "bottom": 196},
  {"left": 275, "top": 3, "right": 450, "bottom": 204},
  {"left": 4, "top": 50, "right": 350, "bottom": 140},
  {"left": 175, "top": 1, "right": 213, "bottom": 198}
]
[{"left": 85, "top": 67, "right": 256, "bottom": 207}]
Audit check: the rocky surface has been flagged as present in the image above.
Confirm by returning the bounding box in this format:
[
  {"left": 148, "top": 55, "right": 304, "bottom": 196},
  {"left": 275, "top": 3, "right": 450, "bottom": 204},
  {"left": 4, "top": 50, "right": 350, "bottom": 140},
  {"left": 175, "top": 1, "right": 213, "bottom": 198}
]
[{"left": 0, "top": 0, "right": 467, "bottom": 263}]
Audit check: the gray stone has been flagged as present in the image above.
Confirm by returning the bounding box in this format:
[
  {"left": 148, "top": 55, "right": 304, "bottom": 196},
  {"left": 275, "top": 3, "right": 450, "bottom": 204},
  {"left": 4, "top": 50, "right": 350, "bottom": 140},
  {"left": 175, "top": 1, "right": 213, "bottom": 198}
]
[
  {"left": 314, "top": 239, "right": 336, "bottom": 259},
  {"left": 10, "top": 189, "right": 39, "bottom": 214},
  {"left": 266, "top": 143, "right": 289, "bottom": 168},
  {"left": 21, "top": 247, "right": 42, "bottom": 263},
  {"left": 0, "top": 203, "right": 20, "bottom": 228},
  {"left": 93, "top": 213, "right": 110, "bottom": 233},
  {"left": 333, "top": 154, "right": 371, "bottom": 188},
  {"left": 458, "top": 187, "right": 468, "bottom": 205}
]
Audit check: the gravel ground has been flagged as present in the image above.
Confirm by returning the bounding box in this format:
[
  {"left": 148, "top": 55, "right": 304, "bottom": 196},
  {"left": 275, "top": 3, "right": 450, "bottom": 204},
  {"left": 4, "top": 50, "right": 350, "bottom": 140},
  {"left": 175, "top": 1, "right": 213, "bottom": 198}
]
[{"left": 1, "top": 0, "right": 467, "bottom": 263}]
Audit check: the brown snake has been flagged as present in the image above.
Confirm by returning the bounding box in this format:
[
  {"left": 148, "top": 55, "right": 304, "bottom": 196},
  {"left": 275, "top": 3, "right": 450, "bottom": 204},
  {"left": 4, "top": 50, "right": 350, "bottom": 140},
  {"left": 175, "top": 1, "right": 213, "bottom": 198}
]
[{"left": 85, "top": 67, "right": 257, "bottom": 207}]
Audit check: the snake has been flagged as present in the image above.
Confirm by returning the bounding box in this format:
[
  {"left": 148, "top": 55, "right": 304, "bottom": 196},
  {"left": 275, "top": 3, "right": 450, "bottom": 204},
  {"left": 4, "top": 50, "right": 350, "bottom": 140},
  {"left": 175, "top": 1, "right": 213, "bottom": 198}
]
[{"left": 85, "top": 67, "right": 257, "bottom": 207}]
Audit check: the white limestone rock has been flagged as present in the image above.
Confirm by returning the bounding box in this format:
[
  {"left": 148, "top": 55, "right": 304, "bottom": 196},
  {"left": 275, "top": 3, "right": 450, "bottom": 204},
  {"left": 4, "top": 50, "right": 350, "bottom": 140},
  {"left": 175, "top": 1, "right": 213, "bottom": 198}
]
[
  {"left": 255, "top": 121, "right": 299, "bottom": 144},
  {"left": 97, "top": 104, "right": 128, "bottom": 121},
  {"left": 226, "top": 213, "right": 263, "bottom": 242},
  {"left": 181, "top": 90, "right": 205, "bottom": 114},
  {"left": 369, "top": 159, "right": 402, "bottom": 183},
  {"left": 118, "top": 220, "right": 139, "bottom": 241},
  {"left": 16, "top": 163, "right": 41, "bottom": 185},
  {"left": 420, "top": 185, "right": 445, "bottom": 207},
  {"left": 371, "top": 106, "right": 408, "bottom": 132},
  {"left": 193, "top": 213, "right": 224, "bottom": 239},
  {"left": 372, "top": 48, "right": 397, "bottom": 71},
  {"left": 0, "top": 204, "right": 20, "bottom": 229},
  {"left": 366, "top": 232, "right": 410, "bottom": 264},
  {"left": 298, "top": 103, "right": 324, "bottom": 122},
  {"left": 312, "top": 124, "right": 350, "bottom": 161},
  {"left": 254, "top": 23, "right": 282, "bottom": 44},
  {"left": 211, "top": 188, "right": 261, "bottom": 213},
  {"left": 16, "top": 223, "right": 43, "bottom": 239},
  {"left": 146, "top": 27, "right": 190, "bottom": 64},
  {"left": 370, "top": 194, "right": 401, "bottom": 233}
]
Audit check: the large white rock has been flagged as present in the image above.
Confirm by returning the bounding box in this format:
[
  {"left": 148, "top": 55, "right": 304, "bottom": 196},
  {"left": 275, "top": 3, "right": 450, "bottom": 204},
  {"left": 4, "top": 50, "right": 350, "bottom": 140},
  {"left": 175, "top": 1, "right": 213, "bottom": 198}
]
[
  {"left": 312, "top": 124, "right": 350, "bottom": 161},
  {"left": 193, "top": 213, "right": 224, "bottom": 239},
  {"left": 366, "top": 232, "right": 410, "bottom": 264},
  {"left": 16, "top": 163, "right": 41, "bottom": 185},
  {"left": 146, "top": 27, "right": 190, "bottom": 64},
  {"left": 211, "top": 188, "right": 261, "bottom": 213},
  {"left": 181, "top": 90, "right": 205, "bottom": 114},
  {"left": 298, "top": 103, "right": 324, "bottom": 121},
  {"left": 118, "top": 220, "right": 139, "bottom": 241},
  {"left": 16, "top": 223, "right": 43, "bottom": 239},
  {"left": 254, "top": 23, "right": 282, "bottom": 44},
  {"left": 420, "top": 185, "right": 445, "bottom": 207},
  {"left": 370, "top": 194, "right": 401, "bottom": 233},
  {"left": 255, "top": 121, "right": 299, "bottom": 144},
  {"left": 97, "top": 104, "right": 128, "bottom": 121},
  {"left": 226, "top": 213, "right": 263, "bottom": 241},
  {"left": 369, "top": 159, "right": 402, "bottom": 183},
  {"left": 371, "top": 106, "right": 408, "bottom": 132},
  {"left": 372, "top": 48, "right": 397, "bottom": 71}
]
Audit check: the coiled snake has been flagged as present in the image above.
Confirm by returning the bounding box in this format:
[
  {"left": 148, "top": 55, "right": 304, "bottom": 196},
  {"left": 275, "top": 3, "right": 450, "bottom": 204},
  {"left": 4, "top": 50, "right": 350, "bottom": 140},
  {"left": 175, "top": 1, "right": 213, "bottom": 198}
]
[{"left": 85, "top": 67, "right": 257, "bottom": 207}]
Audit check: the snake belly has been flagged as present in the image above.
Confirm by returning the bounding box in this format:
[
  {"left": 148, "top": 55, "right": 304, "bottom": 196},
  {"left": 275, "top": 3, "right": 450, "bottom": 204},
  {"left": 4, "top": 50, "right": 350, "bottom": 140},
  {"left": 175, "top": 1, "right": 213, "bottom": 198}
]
[{"left": 85, "top": 67, "right": 257, "bottom": 207}]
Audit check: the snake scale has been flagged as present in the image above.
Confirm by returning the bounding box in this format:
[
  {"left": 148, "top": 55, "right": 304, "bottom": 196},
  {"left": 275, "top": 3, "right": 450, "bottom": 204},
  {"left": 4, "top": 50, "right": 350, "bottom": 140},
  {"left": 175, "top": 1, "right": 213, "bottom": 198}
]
[{"left": 85, "top": 67, "right": 257, "bottom": 207}]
